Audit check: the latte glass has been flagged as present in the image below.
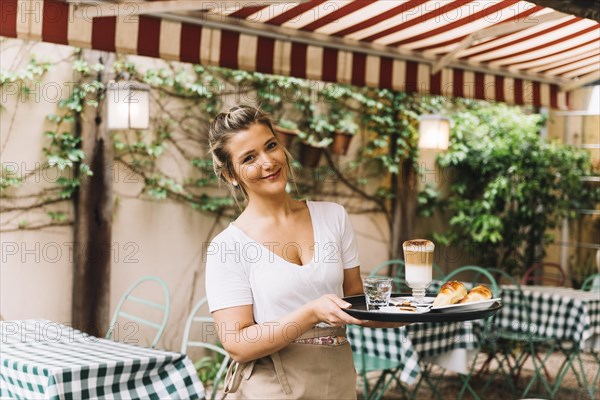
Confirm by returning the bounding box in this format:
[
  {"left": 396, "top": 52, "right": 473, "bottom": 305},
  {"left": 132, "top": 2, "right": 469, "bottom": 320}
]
[{"left": 403, "top": 239, "right": 435, "bottom": 303}]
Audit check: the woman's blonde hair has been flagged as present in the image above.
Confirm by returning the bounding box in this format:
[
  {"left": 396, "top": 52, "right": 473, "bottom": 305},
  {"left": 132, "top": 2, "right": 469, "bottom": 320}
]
[{"left": 208, "top": 105, "right": 297, "bottom": 210}]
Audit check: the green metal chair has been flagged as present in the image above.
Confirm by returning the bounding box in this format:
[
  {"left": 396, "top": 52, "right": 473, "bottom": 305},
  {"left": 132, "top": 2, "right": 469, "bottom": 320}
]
[
  {"left": 479, "top": 267, "right": 563, "bottom": 399},
  {"left": 368, "top": 259, "right": 408, "bottom": 293},
  {"left": 417, "top": 265, "right": 498, "bottom": 400},
  {"left": 353, "top": 327, "right": 411, "bottom": 400},
  {"left": 181, "top": 297, "right": 230, "bottom": 400},
  {"left": 106, "top": 275, "right": 170, "bottom": 348},
  {"left": 581, "top": 273, "right": 600, "bottom": 292},
  {"left": 564, "top": 272, "right": 600, "bottom": 399},
  {"left": 432, "top": 262, "right": 444, "bottom": 279}
]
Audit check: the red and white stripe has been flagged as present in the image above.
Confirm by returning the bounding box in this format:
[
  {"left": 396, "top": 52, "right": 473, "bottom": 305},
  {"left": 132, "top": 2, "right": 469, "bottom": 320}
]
[{"left": 2, "top": 0, "right": 595, "bottom": 110}]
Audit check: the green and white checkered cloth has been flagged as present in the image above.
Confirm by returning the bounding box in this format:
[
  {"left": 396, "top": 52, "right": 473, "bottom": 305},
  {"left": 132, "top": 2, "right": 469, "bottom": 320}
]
[
  {"left": 496, "top": 285, "right": 600, "bottom": 351},
  {"left": 347, "top": 325, "right": 420, "bottom": 384},
  {"left": 347, "top": 321, "right": 478, "bottom": 385},
  {"left": 408, "top": 322, "right": 478, "bottom": 357},
  {"left": 0, "top": 320, "right": 205, "bottom": 400}
]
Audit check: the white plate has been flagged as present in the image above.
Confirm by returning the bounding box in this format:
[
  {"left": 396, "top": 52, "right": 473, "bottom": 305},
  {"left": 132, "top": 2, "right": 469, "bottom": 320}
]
[
  {"left": 430, "top": 298, "right": 501, "bottom": 312},
  {"left": 389, "top": 296, "right": 435, "bottom": 305},
  {"left": 378, "top": 305, "right": 431, "bottom": 314}
]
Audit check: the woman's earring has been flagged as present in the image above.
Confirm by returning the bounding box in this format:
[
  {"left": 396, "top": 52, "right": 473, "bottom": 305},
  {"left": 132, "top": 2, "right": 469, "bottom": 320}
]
[{"left": 232, "top": 181, "right": 238, "bottom": 187}]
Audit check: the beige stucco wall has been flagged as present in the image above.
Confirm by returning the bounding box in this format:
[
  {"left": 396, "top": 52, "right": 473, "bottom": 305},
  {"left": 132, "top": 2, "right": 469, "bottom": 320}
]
[{"left": 1, "top": 41, "right": 76, "bottom": 323}]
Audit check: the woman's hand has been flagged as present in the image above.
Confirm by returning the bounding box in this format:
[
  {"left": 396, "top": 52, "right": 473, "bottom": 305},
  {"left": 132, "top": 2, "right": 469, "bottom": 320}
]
[{"left": 309, "top": 294, "right": 364, "bottom": 326}]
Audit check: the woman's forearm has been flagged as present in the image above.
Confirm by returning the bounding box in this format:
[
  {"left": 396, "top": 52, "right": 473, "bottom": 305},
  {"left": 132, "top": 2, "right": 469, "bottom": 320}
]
[
  {"left": 217, "top": 304, "right": 319, "bottom": 363},
  {"left": 216, "top": 294, "right": 364, "bottom": 363}
]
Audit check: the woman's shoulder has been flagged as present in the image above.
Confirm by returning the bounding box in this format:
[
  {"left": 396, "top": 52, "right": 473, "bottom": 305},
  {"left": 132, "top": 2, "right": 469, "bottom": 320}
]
[
  {"left": 308, "top": 200, "right": 347, "bottom": 215},
  {"left": 209, "top": 223, "right": 245, "bottom": 244}
]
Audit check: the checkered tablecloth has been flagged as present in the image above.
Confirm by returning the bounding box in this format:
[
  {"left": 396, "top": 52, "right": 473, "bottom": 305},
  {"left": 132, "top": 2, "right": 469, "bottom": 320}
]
[
  {"left": 496, "top": 285, "right": 600, "bottom": 351},
  {"left": 0, "top": 320, "right": 205, "bottom": 400},
  {"left": 408, "top": 322, "right": 479, "bottom": 357},
  {"left": 347, "top": 321, "right": 479, "bottom": 385},
  {"left": 347, "top": 326, "right": 420, "bottom": 384}
]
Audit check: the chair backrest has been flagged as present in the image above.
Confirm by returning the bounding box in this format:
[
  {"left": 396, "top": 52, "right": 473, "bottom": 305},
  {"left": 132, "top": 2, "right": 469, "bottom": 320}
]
[
  {"left": 106, "top": 275, "right": 170, "bottom": 348},
  {"left": 486, "top": 267, "right": 535, "bottom": 336},
  {"left": 181, "top": 297, "right": 230, "bottom": 400},
  {"left": 432, "top": 262, "right": 444, "bottom": 279},
  {"left": 369, "top": 259, "right": 404, "bottom": 277},
  {"left": 368, "top": 259, "right": 408, "bottom": 292},
  {"left": 581, "top": 273, "right": 600, "bottom": 292},
  {"left": 520, "top": 262, "right": 565, "bottom": 286}
]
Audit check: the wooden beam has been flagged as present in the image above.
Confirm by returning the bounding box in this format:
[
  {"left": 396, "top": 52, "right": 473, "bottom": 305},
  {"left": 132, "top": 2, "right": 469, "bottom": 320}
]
[
  {"left": 68, "top": 0, "right": 306, "bottom": 19},
  {"left": 432, "top": 11, "right": 567, "bottom": 75},
  {"left": 72, "top": 50, "right": 114, "bottom": 336},
  {"left": 561, "top": 70, "right": 600, "bottom": 92},
  {"left": 525, "top": 0, "right": 600, "bottom": 22}
]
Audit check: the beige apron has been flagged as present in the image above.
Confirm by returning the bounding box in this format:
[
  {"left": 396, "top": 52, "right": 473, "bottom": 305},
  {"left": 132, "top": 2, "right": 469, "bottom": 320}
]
[{"left": 223, "top": 326, "right": 357, "bottom": 400}]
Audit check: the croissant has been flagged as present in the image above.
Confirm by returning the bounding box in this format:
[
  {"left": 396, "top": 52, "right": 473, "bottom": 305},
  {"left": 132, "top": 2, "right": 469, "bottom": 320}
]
[
  {"left": 458, "top": 285, "right": 492, "bottom": 303},
  {"left": 432, "top": 281, "right": 468, "bottom": 307}
]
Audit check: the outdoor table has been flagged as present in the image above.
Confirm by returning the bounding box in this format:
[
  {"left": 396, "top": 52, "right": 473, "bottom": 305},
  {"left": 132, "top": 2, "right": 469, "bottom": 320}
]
[
  {"left": 495, "top": 285, "right": 600, "bottom": 398},
  {"left": 0, "top": 319, "right": 205, "bottom": 400},
  {"left": 347, "top": 321, "right": 479, "bottom": 385},
  {"left": 497, "top": 285, "right": 600, "bottom": 351}
]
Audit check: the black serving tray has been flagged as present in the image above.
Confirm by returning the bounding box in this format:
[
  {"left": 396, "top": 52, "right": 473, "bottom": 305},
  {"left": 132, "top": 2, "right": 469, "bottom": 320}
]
[{"left": 342, "top": 293, "right": 502, "bottom": 323}]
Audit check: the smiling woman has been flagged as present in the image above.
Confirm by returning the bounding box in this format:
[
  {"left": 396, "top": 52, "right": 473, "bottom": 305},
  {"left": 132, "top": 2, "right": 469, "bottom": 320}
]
[
  {"left": 203, "top": 105, "right": 375, "bottom": 399},
  {"left": 207, "top": 106, "right": 298, "bottom": 211},
  {"left": 227, "top": 124, "right": 287, "bottom": 196}
]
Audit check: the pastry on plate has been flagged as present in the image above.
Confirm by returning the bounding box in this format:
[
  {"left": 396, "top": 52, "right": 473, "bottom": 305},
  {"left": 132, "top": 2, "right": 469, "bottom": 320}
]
[
  {"left": 432, "top": 281, "right": 468, "bottom": 307},
  {"left": 458, "top": 285, "right": 492, "bottom": 304},
  {"left": 394, "top": 301, "right": 417, "bottom": 312}
]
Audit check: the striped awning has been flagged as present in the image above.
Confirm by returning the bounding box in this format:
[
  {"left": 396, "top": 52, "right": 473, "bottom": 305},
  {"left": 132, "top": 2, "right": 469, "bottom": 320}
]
[{"left": 2, "top": 1, "right": 600, "bottom": 109}]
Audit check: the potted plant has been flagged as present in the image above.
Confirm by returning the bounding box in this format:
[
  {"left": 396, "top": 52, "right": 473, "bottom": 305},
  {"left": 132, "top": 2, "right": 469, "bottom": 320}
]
[
  {"left": 298, "top": 116, "right": 334, "bottom": 168},
  {"left": 332, "top": 116, "right": 358, "bottom": 155},
  {"left": 272, "top": 119, "right": 300, "bottom": 149}
]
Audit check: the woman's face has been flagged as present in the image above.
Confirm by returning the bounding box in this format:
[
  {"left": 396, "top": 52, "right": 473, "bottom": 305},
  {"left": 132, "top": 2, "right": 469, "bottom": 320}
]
[{"left": 225, "top": 122, "right": 288, "bottom": 198}]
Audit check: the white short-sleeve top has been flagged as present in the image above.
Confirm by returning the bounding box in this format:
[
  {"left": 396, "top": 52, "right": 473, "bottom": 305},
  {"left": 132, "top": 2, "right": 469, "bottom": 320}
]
[{"left": 205, "top": 201, "right": 361, "bottom": 323}]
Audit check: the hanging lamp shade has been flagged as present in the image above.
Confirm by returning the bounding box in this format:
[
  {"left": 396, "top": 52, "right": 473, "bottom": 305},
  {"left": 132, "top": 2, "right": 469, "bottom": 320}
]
[
  {"left": 418, "top": 115, "right": 450, "bottom": 150},
  {"left": 107, "top": 81, "right": 150, "bottom": 130}
]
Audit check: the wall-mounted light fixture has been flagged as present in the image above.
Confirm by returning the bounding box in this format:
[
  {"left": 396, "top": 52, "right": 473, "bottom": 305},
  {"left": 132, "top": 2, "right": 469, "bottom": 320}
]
[
  {"left": 418, "top": 114, "right": 450, "bottom": 150},
  {"left": 106, "top": 81, "right": 150, "bottom": 130}
]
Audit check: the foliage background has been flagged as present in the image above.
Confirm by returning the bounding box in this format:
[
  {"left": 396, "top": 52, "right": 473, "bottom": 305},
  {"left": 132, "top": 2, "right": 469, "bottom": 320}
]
[{"left": 432, "top": 100, "right": 597, "bottom": 277}]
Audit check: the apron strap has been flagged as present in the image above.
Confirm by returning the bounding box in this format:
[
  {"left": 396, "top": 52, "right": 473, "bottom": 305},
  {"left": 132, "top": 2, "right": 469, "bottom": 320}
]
[
  {"left": 223, "top": 361, "right": 239, "bottom": 394},
  {"left": 223, "top": 360, "right": 256, "bottom": 394},
  {"left": 270, "top": 351, "right": 293, "bottom": 395}
]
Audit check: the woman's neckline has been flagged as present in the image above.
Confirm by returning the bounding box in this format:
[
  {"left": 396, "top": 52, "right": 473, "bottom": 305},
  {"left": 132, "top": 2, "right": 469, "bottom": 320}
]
[{"left": 229, "top": 200, "right": 316, "bottom": 267}]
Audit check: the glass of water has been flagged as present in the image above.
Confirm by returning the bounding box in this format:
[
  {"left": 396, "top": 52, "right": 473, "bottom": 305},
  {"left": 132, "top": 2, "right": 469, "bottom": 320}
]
[{"left": 363, "top": 277, "right": 392, "bottom": 311}]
